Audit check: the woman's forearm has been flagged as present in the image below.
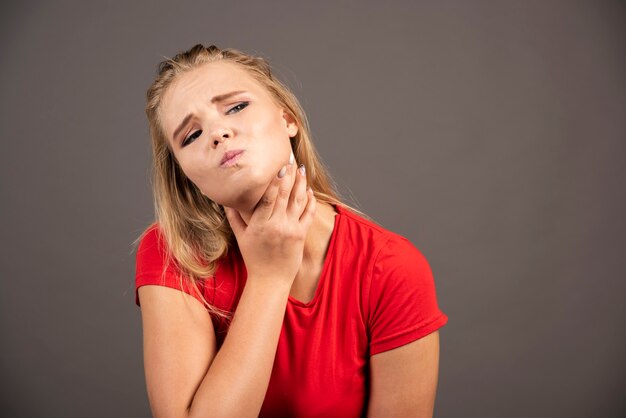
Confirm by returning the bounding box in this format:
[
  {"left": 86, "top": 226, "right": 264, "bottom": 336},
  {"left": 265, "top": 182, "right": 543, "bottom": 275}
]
[{"left": 186, "top": 276, "right": 291, "bottom": 418}]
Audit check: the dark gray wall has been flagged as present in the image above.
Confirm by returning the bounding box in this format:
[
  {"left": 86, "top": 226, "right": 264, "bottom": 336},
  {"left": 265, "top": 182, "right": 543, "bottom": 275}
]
[{"left": 1, "top": 1, "right": 624, "bottom": 417}]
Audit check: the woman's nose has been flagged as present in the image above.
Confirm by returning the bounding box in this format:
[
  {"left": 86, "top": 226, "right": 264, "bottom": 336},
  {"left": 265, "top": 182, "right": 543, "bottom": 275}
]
[{"left": 210, "top": 126, "right": 233, "bottom": 148}]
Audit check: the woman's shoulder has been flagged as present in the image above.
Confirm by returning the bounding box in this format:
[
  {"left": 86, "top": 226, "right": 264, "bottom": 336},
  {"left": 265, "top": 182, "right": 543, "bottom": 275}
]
[
  {"left": 135, "top": 222, "right": 235, "bottom": 266},
  {"left": 135, "top": 223, "right": 240, "bottom": 285},
  {"left": 335, "top": 203, "right": 429, "bottom": 265},
  {"left": 134, "top": 223, "right": 175, "bottom": 270},
  {"left": 134, "top": 223, "right": 175, "bottom": 276},
  {"left": 335, "top": 203, "right": 407, "bottom": 246},
  {"left": 135, "top": 222, "right": 162, "bottom": 249}
]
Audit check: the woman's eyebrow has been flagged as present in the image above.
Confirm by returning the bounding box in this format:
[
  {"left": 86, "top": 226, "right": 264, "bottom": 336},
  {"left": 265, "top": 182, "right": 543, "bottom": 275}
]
[
  {"left": 211, "top": 90, "right": 248, "bottom": 104},
  {"left": 171, "top": 90, "right": 248, "bottom": 142}
]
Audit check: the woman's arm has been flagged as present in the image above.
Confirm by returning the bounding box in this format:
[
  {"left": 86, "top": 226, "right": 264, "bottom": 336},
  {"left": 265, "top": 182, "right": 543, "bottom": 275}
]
[
  {"left": 139, "top": 278, "right": 292, "bottom": 418},
  {"left": 139, "top": 160, "right": 315, "bottom": 417},
  {"left": 367, "top": 330, "right": 441, "bottom": 418}
]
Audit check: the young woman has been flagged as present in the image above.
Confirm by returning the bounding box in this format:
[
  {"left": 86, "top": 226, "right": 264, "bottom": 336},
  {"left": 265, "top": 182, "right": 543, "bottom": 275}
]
[{"left": 134, "top": 44, "right": 449, "bottom": 418}]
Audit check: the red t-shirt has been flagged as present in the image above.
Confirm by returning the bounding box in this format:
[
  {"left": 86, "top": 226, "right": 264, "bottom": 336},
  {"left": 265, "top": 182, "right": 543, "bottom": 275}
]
[{"left": 135, "top": 203, "right": 448, "bottom": 417}]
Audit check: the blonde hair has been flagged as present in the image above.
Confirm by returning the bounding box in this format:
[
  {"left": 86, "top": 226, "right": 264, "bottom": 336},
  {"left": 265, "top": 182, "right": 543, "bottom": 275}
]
[{"left": 136, "top": 44, "right": 369, "bottom": 323}]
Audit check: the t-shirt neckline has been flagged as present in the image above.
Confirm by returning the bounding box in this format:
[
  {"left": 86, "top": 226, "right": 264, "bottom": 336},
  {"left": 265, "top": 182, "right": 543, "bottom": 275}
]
[{"left": 287, "top": 203, "right": 342, "bottom": 308}]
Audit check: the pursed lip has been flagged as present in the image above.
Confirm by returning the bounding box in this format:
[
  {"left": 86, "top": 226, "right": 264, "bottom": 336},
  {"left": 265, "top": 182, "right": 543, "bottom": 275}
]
[{"left": 220, "top": 149, "right": 245, "bottom": 167}]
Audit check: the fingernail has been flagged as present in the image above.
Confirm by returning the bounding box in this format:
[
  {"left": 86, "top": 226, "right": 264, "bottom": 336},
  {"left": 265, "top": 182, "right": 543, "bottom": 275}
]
[
  {"left": 289, "top": 151, "right": 295, "bottom": 165},
  {"left": 278, "top": 165, "right": 287, "bottom": 178},
  {"left": 298, "top": 164, "right": 306, "bottom": 176}
]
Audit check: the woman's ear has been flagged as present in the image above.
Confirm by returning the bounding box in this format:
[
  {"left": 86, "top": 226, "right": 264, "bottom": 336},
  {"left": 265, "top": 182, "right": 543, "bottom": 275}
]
[{"left": 282, "top": 109, "right": 299, "bottom": 138}]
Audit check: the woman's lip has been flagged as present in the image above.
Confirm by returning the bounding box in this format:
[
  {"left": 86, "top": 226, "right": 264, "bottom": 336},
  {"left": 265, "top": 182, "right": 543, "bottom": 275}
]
[{"left": 220, "top": 150, "right": 245, "bottom": 167}]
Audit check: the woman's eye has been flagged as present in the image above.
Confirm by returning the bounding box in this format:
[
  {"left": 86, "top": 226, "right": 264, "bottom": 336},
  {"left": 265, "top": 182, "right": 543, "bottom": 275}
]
[
  {"left": 183, "top": 130, "right": 202, "bottom": 147},
  {"left": 227, "top": 101, "right": 249, "bottom": 114}
]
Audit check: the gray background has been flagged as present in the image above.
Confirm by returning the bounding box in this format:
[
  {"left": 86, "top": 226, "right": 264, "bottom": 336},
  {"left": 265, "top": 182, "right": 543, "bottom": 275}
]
[{"left": 1, "top": 0, "right": 624, "bottom": 417}]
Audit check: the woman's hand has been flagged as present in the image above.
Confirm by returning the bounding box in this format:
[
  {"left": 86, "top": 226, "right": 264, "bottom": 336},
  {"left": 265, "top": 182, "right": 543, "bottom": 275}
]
[{"left": 224, "top": 153, "right": 316, "bottom": 286}]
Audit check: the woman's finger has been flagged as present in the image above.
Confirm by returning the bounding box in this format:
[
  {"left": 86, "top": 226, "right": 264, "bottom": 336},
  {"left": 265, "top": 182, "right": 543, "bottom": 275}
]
[
  {"left": 271, "top": 154, "right": 297, "bottom": 218},
  {"left": 251, "top": 164, "right": 288, "bottom": 222},
  {"left": 299, "top": 187, "right": 316, "bottom": 225},
  {"left": 288, "top": 164, "right": 308, "bottom": 218}
]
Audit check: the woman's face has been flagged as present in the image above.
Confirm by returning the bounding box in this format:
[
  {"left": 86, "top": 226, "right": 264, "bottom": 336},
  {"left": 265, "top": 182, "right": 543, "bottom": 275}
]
[{"left": 160, "top": 61, "right": 298, "bottom": 209}]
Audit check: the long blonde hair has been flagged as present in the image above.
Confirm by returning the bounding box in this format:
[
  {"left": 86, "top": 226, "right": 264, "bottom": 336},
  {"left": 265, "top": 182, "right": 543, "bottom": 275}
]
[{"left": 137, "top": 44, "right": 368, "bottom": 322}]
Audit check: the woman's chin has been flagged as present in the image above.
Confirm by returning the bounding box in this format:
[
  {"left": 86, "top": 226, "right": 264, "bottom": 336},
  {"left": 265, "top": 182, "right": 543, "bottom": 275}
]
[{"left": 211, "top": 164, "right": 279, "bottom": 210}]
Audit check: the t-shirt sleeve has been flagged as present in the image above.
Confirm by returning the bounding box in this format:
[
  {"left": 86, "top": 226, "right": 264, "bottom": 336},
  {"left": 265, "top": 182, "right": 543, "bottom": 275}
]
[
  {"left": 135, "top": 225, "right": 206, "bottom": 308},
  {"left": 368, "top": 234, "right": 448, "bottom": 356}
]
